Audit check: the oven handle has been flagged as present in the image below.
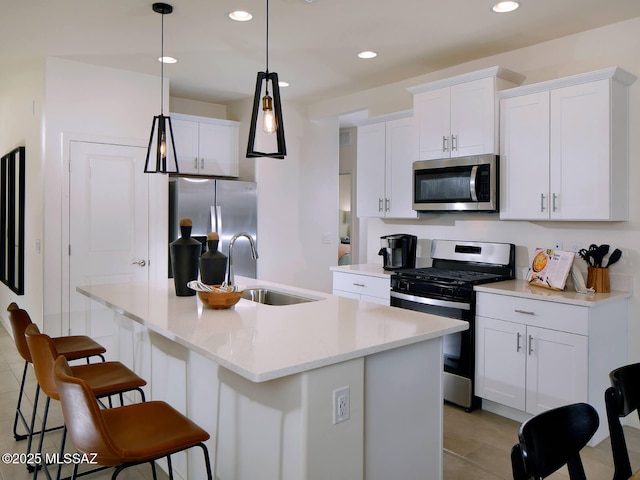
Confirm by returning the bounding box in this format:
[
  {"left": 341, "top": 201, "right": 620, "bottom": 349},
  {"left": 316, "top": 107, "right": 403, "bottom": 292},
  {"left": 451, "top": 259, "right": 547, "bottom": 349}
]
[{"left": 390, "top": 291, "right": 471, "bottom": 311}]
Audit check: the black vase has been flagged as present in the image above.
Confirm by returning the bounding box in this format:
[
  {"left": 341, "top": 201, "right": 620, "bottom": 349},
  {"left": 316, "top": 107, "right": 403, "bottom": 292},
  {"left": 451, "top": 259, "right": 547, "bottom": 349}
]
[
  {"left": 170, "top": 225, "right": 201, "bottom": 296},
  {"left": 199, "top": 239, "right": 227, "bottom": 286}
]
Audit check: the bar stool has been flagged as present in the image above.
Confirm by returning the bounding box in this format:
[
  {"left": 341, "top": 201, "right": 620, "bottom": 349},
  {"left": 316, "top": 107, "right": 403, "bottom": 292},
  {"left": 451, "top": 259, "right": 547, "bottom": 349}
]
[
  {"left": 6, "top": 303, "right": 106, "bottom": 444},
  {"left": 605, "top": 362, "right": 640, "bottom": 480},
  {"left": 25, "top": 323, "right": 147, "bottom": 479},
  {"left": 510, "top": 402, "right": 599, "bottom": 479},
  {"left": 53, "top": 355, "right": 213, "bottom": 480}
]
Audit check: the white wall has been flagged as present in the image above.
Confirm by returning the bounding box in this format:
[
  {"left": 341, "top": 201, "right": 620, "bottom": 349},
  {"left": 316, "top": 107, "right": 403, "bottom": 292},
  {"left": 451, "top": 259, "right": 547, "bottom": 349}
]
[
  {"left": 170, "top": 96, "right": 227, "bottom": 119},
  {"left": 42, "top": 58, "right": 167, "bottom": 335},
  {"left": 308, "top": 16, "right": 640, "bottom": 362},
  {"left": 0, "top": 60, "right": 45, "bottom": 330},
  {"left": 228, "top": 98, "right": 340, "bottom": 293}
]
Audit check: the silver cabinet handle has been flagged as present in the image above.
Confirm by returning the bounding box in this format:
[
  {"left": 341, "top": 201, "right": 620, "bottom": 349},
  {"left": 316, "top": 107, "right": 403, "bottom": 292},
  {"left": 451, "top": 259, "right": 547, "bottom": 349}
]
[
  {"left": 385, "top": 198, "right": 390, "bottom": 212},
  {"left": 514, "top": 309, "right": 535, "bottom": 315},
  {"left": 540, "top": 193, "right": 546, "bottom": 212},
  {"left": 194, "top": 157, "right": 198, "bottom": 169},
  {"left": 552, "top": 193, "right": 558, "bottom": 212},
  {"left": 451, "top": 134, "right": 458, "bottom": 151},
  {"left": 353, "top": 282, "right": 366, "bottom": 287},
  {"left": 200, "top": 158, "right": 204, "bottom": 169},
  {"left": 516, "top": 332, "right": 522, "bottom": 352},
  {"left": 528, "top": 335, "right": 534, "bottom": 355},
  {"left": 442, "top": 135, "right": 449, "bottom": 152},
  {"left": 132, "top": 260, "right": 146, "bottom": 267},
  {"left": 378, "top": 198, "right": 383, "bottom": 212}
]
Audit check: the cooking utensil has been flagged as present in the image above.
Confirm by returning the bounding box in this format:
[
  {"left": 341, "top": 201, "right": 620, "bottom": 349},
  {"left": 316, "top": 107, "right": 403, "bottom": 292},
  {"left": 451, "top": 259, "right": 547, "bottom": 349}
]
[
  {"left": 605, "top": 248, "right": 622, "bottom": 268},
  {"left": 594, "top": 244, "right": 610, "bottom": 267},
  {"left": 578, "top": 248, "right": 594, "bottom": 267}
]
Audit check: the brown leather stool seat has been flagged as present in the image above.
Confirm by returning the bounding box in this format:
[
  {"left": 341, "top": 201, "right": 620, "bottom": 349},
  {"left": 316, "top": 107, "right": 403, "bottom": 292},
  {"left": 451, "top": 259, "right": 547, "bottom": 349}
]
[
  {"left": 6, "top": 303, "right": 106, "bottom": 442},
  {"left": 25, "top": 323, "right": 147, "bottom": 478},
  {"left": 54, "top": 355, "right": 213, "bottom": 479}
]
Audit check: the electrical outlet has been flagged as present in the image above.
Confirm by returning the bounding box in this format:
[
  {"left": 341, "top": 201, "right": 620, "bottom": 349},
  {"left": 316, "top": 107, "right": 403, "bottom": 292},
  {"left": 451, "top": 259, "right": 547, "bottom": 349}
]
[{"left": 333, "top": 386, "right": 350, "bottom": 424}]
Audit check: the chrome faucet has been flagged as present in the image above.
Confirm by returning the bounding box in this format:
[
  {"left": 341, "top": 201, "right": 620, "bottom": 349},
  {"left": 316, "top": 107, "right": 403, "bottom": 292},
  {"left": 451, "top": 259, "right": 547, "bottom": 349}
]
[{"left": 226, "top": 232, "right": 258, "bottom": 286}]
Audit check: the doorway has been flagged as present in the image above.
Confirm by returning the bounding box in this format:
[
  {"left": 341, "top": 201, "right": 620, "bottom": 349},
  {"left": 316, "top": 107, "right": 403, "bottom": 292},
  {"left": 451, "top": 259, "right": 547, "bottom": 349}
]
[
  {"left": 338, "top": 173, "right": 352, "bottom": 265},
  {"left": 66, "top": 140, "right": 149, "bottom": 349}
]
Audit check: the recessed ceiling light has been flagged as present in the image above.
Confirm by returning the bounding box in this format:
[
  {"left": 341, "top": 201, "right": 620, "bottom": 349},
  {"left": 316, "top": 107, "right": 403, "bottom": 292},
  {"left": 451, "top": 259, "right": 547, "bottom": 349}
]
[
  {"left": 492, "top": 1, "right": 519, "bottom": 13},
  {"left": 278, "top": 81, "right": 290, "bottom": 88},
  {"left": 358, "top": 51, "right": 377, "bottom": 59},
  {"left": 159, "top": 56, "right": 178, "bottom": 64},
  {"left": 228, "top": 10, "right": 253, "bottom": 21}
]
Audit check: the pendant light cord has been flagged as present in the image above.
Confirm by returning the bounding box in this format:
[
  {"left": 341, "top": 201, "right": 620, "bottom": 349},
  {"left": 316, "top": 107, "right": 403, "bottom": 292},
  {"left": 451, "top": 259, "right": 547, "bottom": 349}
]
[
  {"left": 265, "top": 0, "right": 269, "bottom": 74},
  {"left": 160, "top": 11, "right": 165, "bottom": 115}
]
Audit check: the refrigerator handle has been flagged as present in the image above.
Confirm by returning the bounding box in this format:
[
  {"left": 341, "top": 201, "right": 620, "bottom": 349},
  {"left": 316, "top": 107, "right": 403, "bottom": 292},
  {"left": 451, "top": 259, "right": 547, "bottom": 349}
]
[{"left": 211, "top": 205, "right": 222, "bottom": 236}]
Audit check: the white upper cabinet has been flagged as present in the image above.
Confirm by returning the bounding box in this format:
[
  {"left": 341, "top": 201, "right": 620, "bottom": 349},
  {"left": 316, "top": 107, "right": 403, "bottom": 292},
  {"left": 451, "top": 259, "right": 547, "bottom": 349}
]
[
  {"left": 408, "top": 67, "right": 525, "bottom": 161},
  {"left": 499, "top": 91, "right": 551, "bottom": 220},
  {"left": 356, "top": 112, "right": 418, "bottom": 219},
  {"left": 500, "top": 67, "right": 636, "bottom": 221},
  {"left": 169, "top": 113, "right": 240, "bottom": 177}
]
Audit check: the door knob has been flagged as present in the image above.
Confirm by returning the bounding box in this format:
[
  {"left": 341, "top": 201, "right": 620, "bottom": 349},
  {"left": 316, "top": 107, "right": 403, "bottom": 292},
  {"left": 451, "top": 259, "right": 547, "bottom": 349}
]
[{"left": 132, "top": 260, "right": 146, "bottom": 267}]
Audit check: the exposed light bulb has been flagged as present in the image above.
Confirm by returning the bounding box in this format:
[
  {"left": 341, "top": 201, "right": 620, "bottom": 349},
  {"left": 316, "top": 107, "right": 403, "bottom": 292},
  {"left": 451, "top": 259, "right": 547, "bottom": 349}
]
[
  {"left": 160, "top": 131, "right": 167, "bottom": 158},
  {"left": 262, "top": 94, "right": 277, "bottom": 134}
]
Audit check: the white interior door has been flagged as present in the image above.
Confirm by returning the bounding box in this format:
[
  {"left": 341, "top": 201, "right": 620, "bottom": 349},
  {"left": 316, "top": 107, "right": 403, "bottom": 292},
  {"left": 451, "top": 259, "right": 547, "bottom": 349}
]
[{"left": 68, "top": 141, "right": 149, "bottom": 348}]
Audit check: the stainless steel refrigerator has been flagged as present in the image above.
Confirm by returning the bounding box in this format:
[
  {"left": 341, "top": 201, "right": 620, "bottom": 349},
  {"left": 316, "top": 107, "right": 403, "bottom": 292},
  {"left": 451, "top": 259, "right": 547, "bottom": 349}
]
[{"left": 169, "top": 177, "right": 258, "bottom": 279}]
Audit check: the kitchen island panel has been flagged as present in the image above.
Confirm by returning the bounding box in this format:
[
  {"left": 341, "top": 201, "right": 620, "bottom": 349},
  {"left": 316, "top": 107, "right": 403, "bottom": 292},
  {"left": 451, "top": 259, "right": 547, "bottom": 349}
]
[{"left": 80, "top": 279, "right": 465, "bottom": 479}]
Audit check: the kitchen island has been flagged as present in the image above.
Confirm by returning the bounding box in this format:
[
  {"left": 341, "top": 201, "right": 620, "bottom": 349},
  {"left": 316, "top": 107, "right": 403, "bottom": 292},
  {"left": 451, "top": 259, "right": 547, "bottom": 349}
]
[{"left": 77, "top": 278, "right": 467, "bottom": 480}]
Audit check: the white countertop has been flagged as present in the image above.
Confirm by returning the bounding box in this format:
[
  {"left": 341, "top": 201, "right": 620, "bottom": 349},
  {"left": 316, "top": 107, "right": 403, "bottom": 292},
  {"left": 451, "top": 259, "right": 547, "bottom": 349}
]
[
  {"left": 330, "top": 264, "right": 391, "bottom": 279},
  {"left": 475, "top": 279, "right": 632, "bottom": 306},
  {"left": 78, "top": 277, "right": 467, "bottom": 383}
]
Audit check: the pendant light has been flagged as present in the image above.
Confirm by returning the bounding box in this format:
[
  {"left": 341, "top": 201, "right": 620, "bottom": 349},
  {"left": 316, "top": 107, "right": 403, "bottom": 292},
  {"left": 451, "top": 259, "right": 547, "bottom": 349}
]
[
  {"left": 144, "top": 2, "right": 179, "bottom": 174},
  {"left": 246, "top": 0, "right": 286, "bottom": 159}
]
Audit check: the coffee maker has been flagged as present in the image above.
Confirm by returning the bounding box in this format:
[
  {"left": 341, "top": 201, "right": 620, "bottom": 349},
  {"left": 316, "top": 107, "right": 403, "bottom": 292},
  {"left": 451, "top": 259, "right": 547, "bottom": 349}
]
[{"left": 378, "top": 234, "right": 417, "bottom": 271}]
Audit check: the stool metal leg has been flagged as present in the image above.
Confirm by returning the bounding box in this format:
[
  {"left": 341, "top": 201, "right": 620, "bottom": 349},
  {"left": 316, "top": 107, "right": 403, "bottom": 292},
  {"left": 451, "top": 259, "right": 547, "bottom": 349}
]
[{"left": 13, "top": 361, "right": 31, "bottom": 440}]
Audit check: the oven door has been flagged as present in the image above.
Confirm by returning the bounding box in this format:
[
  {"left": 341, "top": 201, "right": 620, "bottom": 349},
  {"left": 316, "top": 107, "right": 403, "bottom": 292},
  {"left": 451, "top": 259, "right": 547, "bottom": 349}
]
[{"left": 390, "top": 291, "right": 477, "bottom": 409}]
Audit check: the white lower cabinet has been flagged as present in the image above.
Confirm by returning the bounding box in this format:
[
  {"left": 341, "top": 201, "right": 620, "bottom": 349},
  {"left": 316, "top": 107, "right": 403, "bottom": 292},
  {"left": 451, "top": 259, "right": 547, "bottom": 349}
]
[
  {"left": 476, "top": 316, "right": 587, "bottom": 415},
  {"left": 474, "top": 289, "right": 628, "bottom": 445},
  {"left": 332, "top": 271, "right": 390, "bottom": 305}
]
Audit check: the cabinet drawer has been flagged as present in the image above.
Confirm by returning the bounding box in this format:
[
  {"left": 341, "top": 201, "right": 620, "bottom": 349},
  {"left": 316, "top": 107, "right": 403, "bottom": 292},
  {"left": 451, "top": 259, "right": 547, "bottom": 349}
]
[
  {"left": 476, "top": 293, "right": 588, "bottom": 335},
  {"left": 332, "top": 272, "right": 390, "bottom": 300}
]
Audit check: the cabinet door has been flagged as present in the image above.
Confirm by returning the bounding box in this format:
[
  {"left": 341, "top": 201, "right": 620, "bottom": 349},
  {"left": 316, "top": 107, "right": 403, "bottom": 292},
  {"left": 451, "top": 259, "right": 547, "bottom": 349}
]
[
  {"left": 475, "top": 316, "right": 526, "bottom": 410},
  {"left": 385, "top": 117, "right": 418, "bottom": 219},
  {"left": 499, "top": 91, "right": 551, "bottom": 220},
  {"left": 525, "top": 326, "right": 588, "bottom": 415},
  {"left": 550, "top": 80, "right": 610, "bottom": 220},
  {"left": 199, "top": 123, "right": 238, "bottom": 177},
  {"left": 450, "top": 77, "right": 497, "bottom": 157},
  {"left": 414, "top": 88, "right": 451, "bottom": 160},
  {"left": 170, "top": 119, "right": 199, "bottom": 175},
  {"left": 356, "top": 123, "right": 386, "bottom": 217}
]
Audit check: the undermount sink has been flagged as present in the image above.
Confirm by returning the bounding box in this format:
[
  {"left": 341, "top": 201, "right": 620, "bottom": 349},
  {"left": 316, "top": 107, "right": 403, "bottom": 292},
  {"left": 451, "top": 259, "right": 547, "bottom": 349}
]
[{"left": 241, "top": 288, "right": 318, "bottom": 306}]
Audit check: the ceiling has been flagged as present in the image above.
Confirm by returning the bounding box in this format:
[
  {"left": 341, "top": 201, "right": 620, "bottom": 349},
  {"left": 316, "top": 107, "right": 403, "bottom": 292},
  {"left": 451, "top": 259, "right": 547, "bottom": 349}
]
[{"left": 1, "top": 0, "right": 640, "bottom": 108}]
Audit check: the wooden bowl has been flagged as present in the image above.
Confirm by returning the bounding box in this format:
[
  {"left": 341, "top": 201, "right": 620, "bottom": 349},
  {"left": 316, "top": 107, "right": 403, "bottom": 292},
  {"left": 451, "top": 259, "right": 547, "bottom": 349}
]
[{"left": 197, "top": 286, "right": 243, "bottom": 309}]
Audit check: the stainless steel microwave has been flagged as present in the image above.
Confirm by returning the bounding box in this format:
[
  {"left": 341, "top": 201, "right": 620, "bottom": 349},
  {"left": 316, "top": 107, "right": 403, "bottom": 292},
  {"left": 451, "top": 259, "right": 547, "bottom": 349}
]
[{"left": 412, "top": 154, "right": 498, "bottom": 212}]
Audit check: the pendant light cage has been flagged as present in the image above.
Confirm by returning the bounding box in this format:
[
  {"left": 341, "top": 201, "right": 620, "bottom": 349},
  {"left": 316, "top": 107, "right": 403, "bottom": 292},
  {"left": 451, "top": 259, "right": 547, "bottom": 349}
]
[
  {"left": 145, "top": 2, "right": 180, "bottom": 174},
  {"left": 247, "top": 0, "right": 287, "bottom": 159}
]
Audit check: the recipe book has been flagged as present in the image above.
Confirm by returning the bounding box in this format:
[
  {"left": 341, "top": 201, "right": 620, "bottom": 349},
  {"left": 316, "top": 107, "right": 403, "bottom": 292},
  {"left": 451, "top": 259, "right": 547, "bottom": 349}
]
[{"left": 526, "top": 248, "right": 575, "bottom": 291}]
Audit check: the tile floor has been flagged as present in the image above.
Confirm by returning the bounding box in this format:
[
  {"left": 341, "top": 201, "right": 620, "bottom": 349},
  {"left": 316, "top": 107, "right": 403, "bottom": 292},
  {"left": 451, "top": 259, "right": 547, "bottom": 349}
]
[{"left": 1, "top": 321, "right": 639, "bottom": 479}]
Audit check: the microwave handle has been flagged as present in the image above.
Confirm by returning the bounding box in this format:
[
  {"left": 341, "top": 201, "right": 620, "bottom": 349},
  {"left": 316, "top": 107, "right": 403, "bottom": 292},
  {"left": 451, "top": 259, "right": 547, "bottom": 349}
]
[{"left": 469, "top": 165, "right": 478, "bottom": 202}]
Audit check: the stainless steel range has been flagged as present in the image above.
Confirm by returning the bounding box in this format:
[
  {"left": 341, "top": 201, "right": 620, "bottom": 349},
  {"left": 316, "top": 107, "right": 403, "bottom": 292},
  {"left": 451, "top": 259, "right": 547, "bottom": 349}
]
[{"left": 390, "top": 239, "right": 515, "bottom": 410}]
